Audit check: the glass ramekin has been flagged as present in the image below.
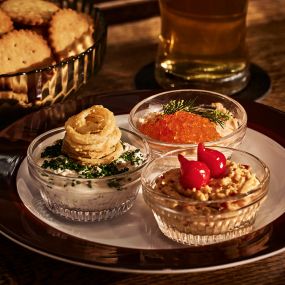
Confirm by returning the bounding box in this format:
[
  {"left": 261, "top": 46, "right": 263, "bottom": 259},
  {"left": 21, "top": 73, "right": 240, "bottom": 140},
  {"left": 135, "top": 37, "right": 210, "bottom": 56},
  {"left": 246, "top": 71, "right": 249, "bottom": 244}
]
[
  {"left": 141, "top": 147, "right": 270, "bottom": 246},
  {"left": 27, "top": 127, "right": 150, "bottom": 222},
  {"left": 129, "top": 89, "right": 247, "bottom": 157}
]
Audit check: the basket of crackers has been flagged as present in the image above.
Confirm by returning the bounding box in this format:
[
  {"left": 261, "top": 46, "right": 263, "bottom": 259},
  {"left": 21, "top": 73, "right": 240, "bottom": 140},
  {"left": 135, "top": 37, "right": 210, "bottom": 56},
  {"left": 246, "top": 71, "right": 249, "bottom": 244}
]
[{"left": 0, "top": 0, "right": 107, "bottom": 129}]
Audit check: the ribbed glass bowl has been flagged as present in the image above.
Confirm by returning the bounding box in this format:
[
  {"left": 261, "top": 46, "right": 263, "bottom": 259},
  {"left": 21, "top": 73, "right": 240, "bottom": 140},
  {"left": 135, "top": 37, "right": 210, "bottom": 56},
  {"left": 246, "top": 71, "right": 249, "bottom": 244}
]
[
  {"left": 129, "top": 89, "right": 247, "bottom": 157},
  {"left": 27, "top": 127, "right": 150, "bottom": 222},
  {"left": 0, "top": 1, "right": 107, "bottom": 129},
  {"left": 141, "top": 147, "right": 270, "bottom": 246}
]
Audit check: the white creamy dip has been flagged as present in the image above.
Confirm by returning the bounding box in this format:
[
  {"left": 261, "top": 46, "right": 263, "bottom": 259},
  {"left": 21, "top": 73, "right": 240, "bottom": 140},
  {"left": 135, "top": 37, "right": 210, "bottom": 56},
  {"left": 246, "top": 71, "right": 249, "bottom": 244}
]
[{"left": 33, "top": 133, "right": 147, "bottom": 213}]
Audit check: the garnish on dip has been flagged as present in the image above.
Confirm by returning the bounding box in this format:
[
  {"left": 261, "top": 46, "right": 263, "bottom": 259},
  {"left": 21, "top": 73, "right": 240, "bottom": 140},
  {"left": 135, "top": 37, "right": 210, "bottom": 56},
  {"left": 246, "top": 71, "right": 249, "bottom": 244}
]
[
  {"left": 139, "top": 98, "right": 236, "bottom": 144},
  {"left": 178, "top": 154, "right": 210, "bottom": 189},
  {"left": 40, "top": 105, "right": 146, "bottom": 179},
  {"left": 163, "top": 99, "right": 230, "bottom": 127},
  {"left": 197, "top": 143, "right": 226, "bottom": 178},
  {"left": 155, "top": 143, "right": 260, "bottom": 202},
  {"left": 178, "top": 143, "right": 226, "bottom": 189}
]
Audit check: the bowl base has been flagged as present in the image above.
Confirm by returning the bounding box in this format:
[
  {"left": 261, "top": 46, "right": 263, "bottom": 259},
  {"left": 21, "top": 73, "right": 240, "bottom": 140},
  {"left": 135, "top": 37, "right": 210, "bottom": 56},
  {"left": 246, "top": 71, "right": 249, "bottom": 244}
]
[
  {"left": 43, "top": 198, "right": 135, "bottom": 222},
  {"left": 155, "top": 213, "right": 253, "bottom": 246}
]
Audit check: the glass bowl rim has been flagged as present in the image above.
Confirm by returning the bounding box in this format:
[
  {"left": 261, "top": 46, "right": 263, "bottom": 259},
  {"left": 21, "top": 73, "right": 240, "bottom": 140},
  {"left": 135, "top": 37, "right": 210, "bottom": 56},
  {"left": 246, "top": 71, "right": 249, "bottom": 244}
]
[
  {"left": 0, "top": 7, "right": 107, "bottom": 78},
  {"left": 129, "top": 89, "right": 248, "bottom": 149},
  {"left": 141, "top": 146, "right": 270, "bottom": 206},
  {"left": 27, "top": 126, "right": 151, "bottom": 182}
]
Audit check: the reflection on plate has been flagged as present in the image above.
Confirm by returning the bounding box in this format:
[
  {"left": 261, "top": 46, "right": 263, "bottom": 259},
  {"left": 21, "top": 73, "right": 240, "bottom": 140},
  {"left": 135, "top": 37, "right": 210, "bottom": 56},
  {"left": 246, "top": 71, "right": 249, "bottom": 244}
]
[{"left": 17, "top": 115, "right": 285, "bottom": 250}]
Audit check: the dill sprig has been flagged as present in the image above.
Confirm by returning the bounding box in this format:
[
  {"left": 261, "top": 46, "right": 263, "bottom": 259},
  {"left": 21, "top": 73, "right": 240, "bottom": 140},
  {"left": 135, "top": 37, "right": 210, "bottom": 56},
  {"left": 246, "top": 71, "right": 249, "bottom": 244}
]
[
  {"left": 162, "top": 99, "right": 231, "bottom": 127},
  {"left": 163, "top": 98, "right": 197, "bottom": 114}
]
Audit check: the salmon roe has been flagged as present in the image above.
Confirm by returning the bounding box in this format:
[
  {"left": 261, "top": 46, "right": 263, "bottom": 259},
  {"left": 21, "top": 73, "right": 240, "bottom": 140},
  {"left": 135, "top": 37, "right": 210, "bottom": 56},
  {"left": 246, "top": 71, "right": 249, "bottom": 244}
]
[{"left": 139, "top": 111, "right": 221, "bottom": 144}]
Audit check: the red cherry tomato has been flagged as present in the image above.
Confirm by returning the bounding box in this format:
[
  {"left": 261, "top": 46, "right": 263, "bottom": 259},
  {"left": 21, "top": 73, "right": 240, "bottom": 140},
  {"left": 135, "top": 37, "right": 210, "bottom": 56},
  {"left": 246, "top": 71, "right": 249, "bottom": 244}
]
[
  {"left": 178, "top": 154, "right": 210, "bottom": 189},
  {"left": 197, "top": 143, "right": 226, "bottom": 178}
]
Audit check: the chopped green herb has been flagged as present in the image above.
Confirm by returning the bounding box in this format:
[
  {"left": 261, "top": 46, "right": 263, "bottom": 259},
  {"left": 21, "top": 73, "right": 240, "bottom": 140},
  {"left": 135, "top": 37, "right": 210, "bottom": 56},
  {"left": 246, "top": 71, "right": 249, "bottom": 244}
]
[
  {"left": 41, "top": 143, "right": 145, "bottom": 179},
  {"left": 41, "top": 139, "right": 63, "bottom": 158},
  {"left": 119, "top": 149, "right": 144, "bottom": 165}
]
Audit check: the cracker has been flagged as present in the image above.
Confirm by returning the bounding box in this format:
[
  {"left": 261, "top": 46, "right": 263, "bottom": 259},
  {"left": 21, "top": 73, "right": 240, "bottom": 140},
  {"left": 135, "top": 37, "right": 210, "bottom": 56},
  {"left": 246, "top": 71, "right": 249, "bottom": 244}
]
[
  {"left": 49, "top": 8, "right": 94, "bottom": 60},
  {"left": 82, "top": 12, "right": 94, "bottom": 33},
  {"left": 1, "top": 0, "right": 59, "bottom": 26},
  {"left": 0, "top": 8, "right": 13, "bottom": 35},
  {"left": 0, "top": 29, "right": 52, "bottom": 75}
]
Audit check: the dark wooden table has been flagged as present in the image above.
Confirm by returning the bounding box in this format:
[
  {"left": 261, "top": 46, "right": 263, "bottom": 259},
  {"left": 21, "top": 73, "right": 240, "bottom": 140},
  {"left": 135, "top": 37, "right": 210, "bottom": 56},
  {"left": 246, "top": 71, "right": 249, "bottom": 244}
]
[{"left": 0, "top": 0, "right": 285, "bottom": 284}]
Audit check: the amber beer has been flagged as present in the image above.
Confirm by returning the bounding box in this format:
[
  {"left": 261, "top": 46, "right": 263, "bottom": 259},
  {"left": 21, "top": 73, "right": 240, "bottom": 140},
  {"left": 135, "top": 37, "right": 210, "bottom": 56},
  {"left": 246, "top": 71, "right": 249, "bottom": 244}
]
[{"left": 155, "top": 0, "right": 249, "bottom": 94}]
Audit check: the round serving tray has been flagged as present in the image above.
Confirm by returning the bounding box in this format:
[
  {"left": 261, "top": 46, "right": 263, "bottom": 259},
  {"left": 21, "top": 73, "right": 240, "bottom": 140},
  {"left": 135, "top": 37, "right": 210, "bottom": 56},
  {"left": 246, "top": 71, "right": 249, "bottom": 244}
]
[{"left": 0, "top": 90, "right": 284, "bottom": 273}]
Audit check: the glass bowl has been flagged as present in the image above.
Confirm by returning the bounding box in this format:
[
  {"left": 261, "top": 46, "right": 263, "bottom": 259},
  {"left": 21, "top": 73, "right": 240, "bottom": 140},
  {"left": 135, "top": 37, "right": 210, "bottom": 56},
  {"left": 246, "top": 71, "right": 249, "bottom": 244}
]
[
  {"left": 0, "top": 1, "right": 107, "bottom": 129},
  {"left": 27, "top": 127, "right": 150, "bottom": 222},
  {"left": 129, "top": 89, "right": 247, "bottom": 157},
  {"left": 141, "top": 147, "right": 270, "bottom": 246}
]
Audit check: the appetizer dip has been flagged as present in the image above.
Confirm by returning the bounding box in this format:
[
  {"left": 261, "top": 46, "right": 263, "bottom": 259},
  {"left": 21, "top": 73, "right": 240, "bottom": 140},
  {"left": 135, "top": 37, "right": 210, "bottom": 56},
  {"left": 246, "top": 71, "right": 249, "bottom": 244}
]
[
  {"left": 139, "top": 100, "right": 239, "bottom": 144},
  {"left": 141, "top": 144, "right": 269, "bottom": 245},
  {"left": 155, "top": 144, "right": 260, "bottom": 212},
  {"left": 129, "top": 90, "right": 247, "bottom": 157},
  {"left": 27, "top": 105, "right": 150, "bottom": 222}
]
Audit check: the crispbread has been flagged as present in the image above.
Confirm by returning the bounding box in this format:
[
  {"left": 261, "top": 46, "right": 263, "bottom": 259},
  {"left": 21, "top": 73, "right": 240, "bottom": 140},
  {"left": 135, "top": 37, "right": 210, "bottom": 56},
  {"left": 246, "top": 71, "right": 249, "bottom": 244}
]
[
  {"left": 0, "top": 0, "right": 59, "bottom": 26},
  {"left": 49, "top": 8, "right": 94, "bottom": 60},
  {"left": 0, "top": 8, "right": 13, "bottom": 35},
  {"left": 0, "top": 29, "right": 52, "bottom": 75}
]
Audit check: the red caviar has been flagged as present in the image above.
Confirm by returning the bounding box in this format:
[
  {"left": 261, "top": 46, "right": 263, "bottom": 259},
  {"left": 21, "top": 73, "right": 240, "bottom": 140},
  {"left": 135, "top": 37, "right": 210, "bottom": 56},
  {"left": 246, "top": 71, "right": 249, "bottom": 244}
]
[{"left": 139, "top": 111, "right": 221, "bottom": 143}]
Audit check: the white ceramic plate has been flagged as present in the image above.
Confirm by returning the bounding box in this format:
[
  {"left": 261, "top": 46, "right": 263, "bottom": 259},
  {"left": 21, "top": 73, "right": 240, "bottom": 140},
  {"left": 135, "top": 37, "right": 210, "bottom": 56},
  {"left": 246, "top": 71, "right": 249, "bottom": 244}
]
[{"left": 17, "top": 115, "right": 285, "bottom": 251}]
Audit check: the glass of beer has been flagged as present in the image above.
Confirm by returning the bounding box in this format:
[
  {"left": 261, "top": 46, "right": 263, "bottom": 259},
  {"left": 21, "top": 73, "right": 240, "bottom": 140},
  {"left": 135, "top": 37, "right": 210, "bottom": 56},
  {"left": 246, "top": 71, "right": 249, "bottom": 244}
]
[{"left": 155, "top": 0, "right": 250, "bottom": 95}]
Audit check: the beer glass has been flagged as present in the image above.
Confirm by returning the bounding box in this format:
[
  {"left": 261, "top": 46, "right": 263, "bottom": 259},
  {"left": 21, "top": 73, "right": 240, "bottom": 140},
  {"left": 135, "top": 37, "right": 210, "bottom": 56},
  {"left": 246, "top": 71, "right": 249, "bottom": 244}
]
[{"left": 155, "top": 0, "right": 250, "bottom": 95}]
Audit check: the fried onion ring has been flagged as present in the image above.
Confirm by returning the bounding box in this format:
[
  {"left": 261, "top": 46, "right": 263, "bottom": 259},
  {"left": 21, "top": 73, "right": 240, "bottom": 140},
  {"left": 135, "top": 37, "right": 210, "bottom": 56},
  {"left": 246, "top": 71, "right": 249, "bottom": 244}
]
[{"left": 62, "top": 105, "right": 123, "bottom": 165}]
